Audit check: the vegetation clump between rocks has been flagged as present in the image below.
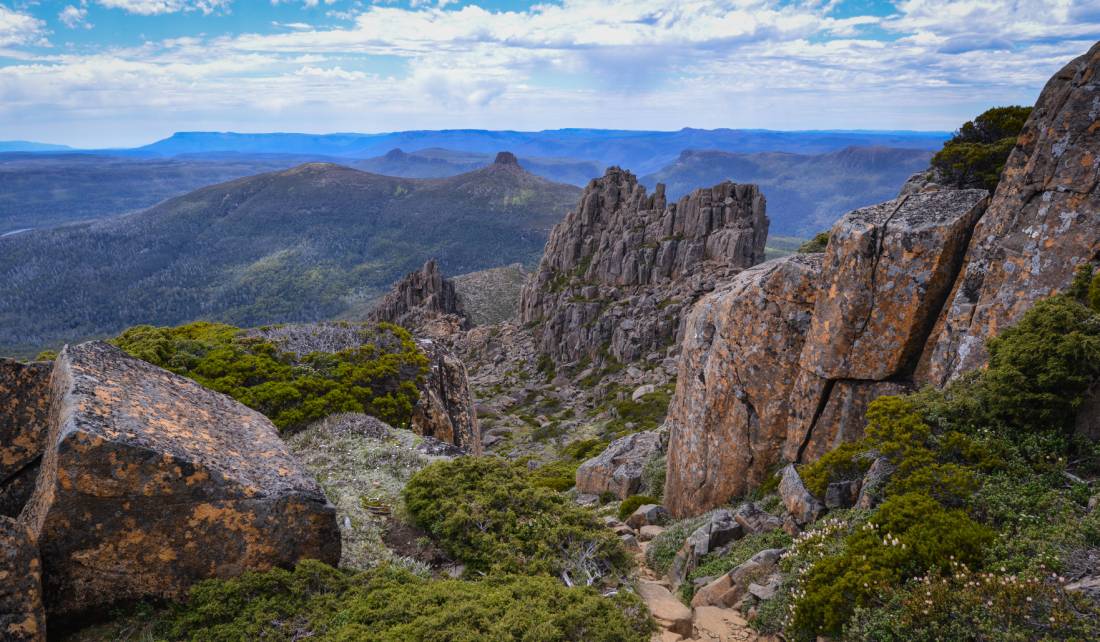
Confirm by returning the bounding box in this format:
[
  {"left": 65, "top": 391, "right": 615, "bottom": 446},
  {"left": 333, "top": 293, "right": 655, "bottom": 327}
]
[
  {"left": 124, "top": 560, "right": 654, "bottom": 642},
  {"left": 112, "top": 320, "right": 427, "bottom": 431},
  {"left": 403, "top": 456, "right": 632, "bottom": 584},
  {"left": 930, "top": 105, "right": 1032, "bottom": 191}
]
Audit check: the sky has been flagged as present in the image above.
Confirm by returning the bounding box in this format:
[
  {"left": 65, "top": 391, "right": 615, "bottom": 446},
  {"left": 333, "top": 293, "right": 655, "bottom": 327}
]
[{"left": 0, "top": 1, "right": 1097, "bottom": 148}]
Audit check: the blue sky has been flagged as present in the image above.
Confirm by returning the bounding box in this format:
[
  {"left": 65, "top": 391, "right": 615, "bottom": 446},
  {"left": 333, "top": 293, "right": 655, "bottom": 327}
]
[{"left": 0, "top": 0, "right": 1097, "bottom": 147}]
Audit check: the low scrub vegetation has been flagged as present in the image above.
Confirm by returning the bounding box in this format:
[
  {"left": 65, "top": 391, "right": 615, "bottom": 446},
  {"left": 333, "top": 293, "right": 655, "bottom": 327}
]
[
  {"left": 930, "top": 105, "right": 1032, "bottom": 191},
  {"left": 112, "top": 321, "right": 427, "bottom": 431},
  {"left": 120, "top": 560, "right": 653, "bottom": 642},
  {"left": 403, "top": 457, "right": 631, "bottom": 584}
]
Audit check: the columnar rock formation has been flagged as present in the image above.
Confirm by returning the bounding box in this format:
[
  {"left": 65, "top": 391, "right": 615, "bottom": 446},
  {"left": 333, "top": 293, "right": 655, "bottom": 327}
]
[
  {"left": 10, "top": 342, "right": 340, "bottom": 620},
  {"left": 412, "top": 338, "right": 481, "bottom": 455},
  {"left": 920, "top": 42, "right": 1100, "bottom": 385},
  {"left": 370, "top": 259, "right": 467, "bottom": 331},
  {"left": 664, "top": 40, "right": 1100, "bottom": 517},
  {"left": 520, "top": 168, "right": 768, "bottom": 366}
]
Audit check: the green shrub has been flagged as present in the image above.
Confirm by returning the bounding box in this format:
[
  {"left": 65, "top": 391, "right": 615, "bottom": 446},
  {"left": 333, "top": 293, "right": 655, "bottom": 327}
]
[
  {"left": 797, "top": 232, "right": 830, "bottom": 253},
  {"left": 639, "top": 453, "right": 667, "bottom": 499},
  {"left": 845, "top": 564, "right": 1100, "bottom": 641},
  {"left": 618, "top": 495, "right": 661, "bottom": 522},
  {"left": 931, "top": 106, "right": 1031, "bottom": 191},
  {"left": 161, "top": 559, "right": 654, "bottom": 642},
  {"left": 799, "top": 442, "right": 870, "bottom": 498},
  {"left": 790, "top": 493, "right": 993, "bottom": 638},
  {"left": 529, "top": 439, "right": 608, "bottom": 492},
  {"left": 604, "top": 385, "right": 673, "bottom": 436},
  {"left": 403, "top": 457, "right": 630, "bottom": 581},
  {"left": 112, "top": 321, "right": 427, "bottom": 431}
]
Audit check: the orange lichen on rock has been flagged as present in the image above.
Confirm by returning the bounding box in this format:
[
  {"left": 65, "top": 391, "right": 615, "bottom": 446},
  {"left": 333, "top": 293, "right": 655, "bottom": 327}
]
[{"left": 18, "top": 341, "right": 339, "bottom": 617}]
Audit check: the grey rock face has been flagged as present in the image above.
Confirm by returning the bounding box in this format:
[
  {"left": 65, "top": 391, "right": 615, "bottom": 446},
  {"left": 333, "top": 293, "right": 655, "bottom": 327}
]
[
  {"left": 370, "top": 259, "right": 467, "bottom": 330},
  {"left": 520, "top": 167, "right": 768, "bottom": 366},
  {"left": 0, "top": 516, "right": 45, "bottom": 641},
  {"left": 625, "top": 504, "right": 669, "bottom": 529},
  {"left": 778, "top": 464, "right": 825, "bottom": 526},
  {"left": 574, "top": 430, "right": 662, "bottom": 499}
]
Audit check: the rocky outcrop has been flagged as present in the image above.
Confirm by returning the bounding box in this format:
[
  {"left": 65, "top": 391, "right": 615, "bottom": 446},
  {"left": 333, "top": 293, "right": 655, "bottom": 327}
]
[
  {"left": 0, "top": 516, "right": 44, "bottom": 641},
  {"left": 411, "top": 338, "right": 481, "bottom": 455},
  {"left": 19, "top": 341, "right": 340, "bottom": 616},
  {"left": 921, "top": 42, "right": 1100, "bottom": 385},
  {"left": 664, "top": 255, "right": 822, "bottom": 515},
  {"left": 665, "top": 189, "right": 990, "bottom": 517},
  {"left": 520, "top": 167, "right": 768, "bottom": 366},
  {"left": 777, "top": 465, "right": 824, "bottom": 526},
  {"left": 0, "top": 361, "right": 51, "bottom": 518},
  {"left": 370, "top": 259, "right": 467, "bottom": 331},
  {"left": 574, "top": 430, "right": 661, "bottom": 499}
]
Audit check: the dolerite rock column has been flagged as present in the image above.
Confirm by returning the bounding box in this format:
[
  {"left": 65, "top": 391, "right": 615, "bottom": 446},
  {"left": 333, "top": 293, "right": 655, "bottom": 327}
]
[
  {"left": 20, "top": 341, "right": 340, "bottom": 617},
  {"left": 411, "top": 338, "right": 481, "bottom": 455},
  {"left": 921, "top": 41, "right": 1100, "bottom": 385}
]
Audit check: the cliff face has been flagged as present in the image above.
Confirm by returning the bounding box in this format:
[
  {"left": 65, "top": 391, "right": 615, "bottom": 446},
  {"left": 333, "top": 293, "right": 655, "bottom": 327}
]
[
  {"left": 519, "top": 167, "right": 768, "bottom": 366},
  {"left": 663, "top": 41, "right": 1100, "bottom": 517},
  {"left": 920, "top": 42, "right": 1100, "bottom": 385}
]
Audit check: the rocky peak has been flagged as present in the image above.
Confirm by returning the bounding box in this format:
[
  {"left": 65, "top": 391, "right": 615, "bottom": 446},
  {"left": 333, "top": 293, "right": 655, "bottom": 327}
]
[
  {"left": 519, "top": 166, "right": 768, "bottom": 366},
  {"left": 370, "top": 259, "right": 467, "bottom": 331},
  {"left": 384, "top": 148, "right": 407, "bottom": 160},
  {"left": 493, "top": 151, "right": 520, "bottom": 167}
]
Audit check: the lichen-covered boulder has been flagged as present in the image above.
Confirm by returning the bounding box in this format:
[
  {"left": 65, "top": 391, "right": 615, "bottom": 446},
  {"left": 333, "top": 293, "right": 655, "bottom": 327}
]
[
  {"left": 574, "top": 430, "right": 661, "bottom": 499},
  {"left": 921, "top": 41, "right": 1100, "bottom": 385},
  {"left": 0, "top": 360, "right": 51, "bottom": 517},
  {"left": 664, "top": 254, "right": 822, "bottom": 517},
  {"left": 778, "top": 465, "right": 825, "bottom": 526},
  {"left": 411, "top": 339, "right": 480, "bottom": 454},
  {"left": 0, "top": 516, "right": 45, "bottom": 641},
  {"left": 800, "top": 189, "right": 988, "bottom": 381},
  {"left": 20, "top": 341, "right": 340, "bottom": 616}
]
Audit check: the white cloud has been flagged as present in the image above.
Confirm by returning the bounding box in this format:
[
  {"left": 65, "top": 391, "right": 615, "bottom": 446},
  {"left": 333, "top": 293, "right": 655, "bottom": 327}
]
[
  {"left": 0, "top": 5, "right": 46, "bottom": 47},
  {"left": 95, "top": 0, "right": 232, "bottom": 16},
  {"left": 1, "top": 0, "right": 1099, "bottom": 146},
  {"left": 59, "top": 5, "right": 93, "bottom": 30}
]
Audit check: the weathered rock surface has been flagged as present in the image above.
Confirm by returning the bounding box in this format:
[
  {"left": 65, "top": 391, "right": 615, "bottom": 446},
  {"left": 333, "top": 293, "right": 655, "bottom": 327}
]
[
  {"left": 664, "top": 255, "right": 821, "bottom": 516},
  {"left": 411, "top": 338, "right": 481, "bottom": 455},
  {"left": 800, "top": 189, "right": 988, "bottom": 380},
  {"left": 520, "top": 167, "right": 768, "bottom": 366},
  {"left": 0, "top": 516, "right": 45, "bottom": 641},
  {"left": 575, "top": 430, "right": 661, "bottom": 499},
  {"left": 922, "top": 42, "right": 1100, "bottom": 385},
  {"left": 732, "top": 502, "right": 783, "bottom": 535},
  {"left": 856, "top": 457, "right": 895, "bottom": 509},
  {"left": 370, "top": 259, "right": 467, "bottom": 331},
  {"left": 691, "top": 547, "right": 784, "bottom": 608},
  {"left": 626, "top": 504, "right": 669, "bottom": 529},
  {"left": 20, "top": 341, "right": 340, "bottom": 616},
  {"left": 638, "top": 580, "right": 693, "bottom": 637},
  {"left": 0, "top": 360, "right": 51, "bottom": 517},
  {"left": 778, "top": 465, "right": 825, "bottom": 526}
]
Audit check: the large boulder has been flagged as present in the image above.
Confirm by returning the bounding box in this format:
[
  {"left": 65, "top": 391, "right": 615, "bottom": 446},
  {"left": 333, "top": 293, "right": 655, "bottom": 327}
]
[
  {"left": 574, "top": 430, "right": 661, "bottom": 499},
  {"left": 921, "top": 42, "right": 1100, "bottom": 385},
  {"left": 20, "top": 342, "right": 340, "bottom": 616},
  {"left": 0, "top": 360, "right": 51, "bottom": 518},
  {"left": 411, "top": 339, "right": 481, "bottom": 454},
  {"left": 778, "top": 465, "right": 825, "bottom": 526},
  {"left": 664, "top": 255, "right": 822, "bottom": 517},
  {"left": 0, "top": 516, "right": 45, "bottom": 641}
]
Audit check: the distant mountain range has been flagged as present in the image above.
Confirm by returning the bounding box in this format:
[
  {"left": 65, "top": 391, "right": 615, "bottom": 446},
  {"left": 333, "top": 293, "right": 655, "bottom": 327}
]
[
  {"left": 0, "top": 149, "right": 596, "bottom": 232},
  {"left": 130, "top": 128, "right": 948, "bottom": 175},
  {"left": 643, "top": 146, "right": 934, "bottom": 235},
  {"left": 0, "top": 140, "right": 72, "bottom": 152},
  {"left": 0, "top": 155, "right": 580, "bottom": 355}
]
